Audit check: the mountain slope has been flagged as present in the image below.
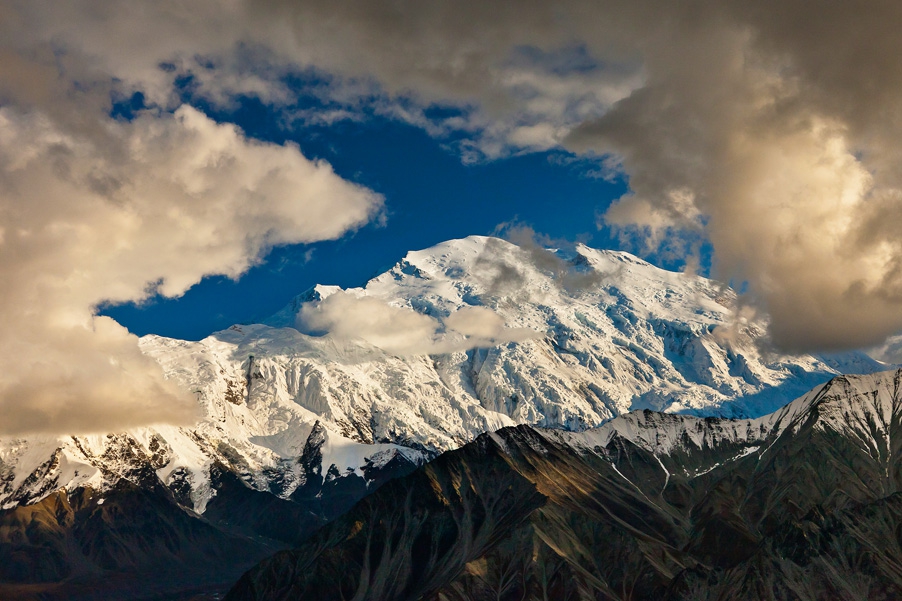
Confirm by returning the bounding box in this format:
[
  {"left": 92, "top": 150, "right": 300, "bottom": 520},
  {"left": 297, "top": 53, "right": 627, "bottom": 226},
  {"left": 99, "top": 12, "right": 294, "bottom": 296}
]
[
  {"left": 0, "top": 479, "right": 281, "bottom": 601},
  {"left": 3, "top": 237, "right": 878, "bottom": 513},
  {"left": 0, "top": 236, "right": 886, "bottom": 598},
  {"left": 226, "top": 369, "right": 902, "bottom": 601}
]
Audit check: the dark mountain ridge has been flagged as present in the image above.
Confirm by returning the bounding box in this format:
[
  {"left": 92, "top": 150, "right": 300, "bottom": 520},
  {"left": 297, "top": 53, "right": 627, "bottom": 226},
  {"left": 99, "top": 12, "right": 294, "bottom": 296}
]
[
  {"left": 226, "top": 369, "right": 902, "bottom": 601},
  {"left": 1, "top": 236, "right": 888, "bottom": 599},
  {"left": 0, "top": 429, "right": 419, "bottom": 601}
]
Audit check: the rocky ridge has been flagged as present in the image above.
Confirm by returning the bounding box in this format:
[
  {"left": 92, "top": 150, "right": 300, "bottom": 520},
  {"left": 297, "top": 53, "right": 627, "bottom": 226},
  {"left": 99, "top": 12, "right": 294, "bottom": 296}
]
[
  {"left": 0, "top": 236, "right": 887, "bottom": 599},
  {"left": 2, "top": 236, "right": 881, "bottom": 514},
  {"left": 227, "top": 369, "right": 902, "bottom": 601}
]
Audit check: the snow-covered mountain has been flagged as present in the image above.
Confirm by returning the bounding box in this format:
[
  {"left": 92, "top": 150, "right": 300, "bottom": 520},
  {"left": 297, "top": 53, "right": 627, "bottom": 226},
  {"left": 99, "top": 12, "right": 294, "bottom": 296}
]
[
  {"left": 0, "top": 236, "right": 884, "bottom": 514},
  {"left": 226, "top": 369, "right": 902, "bottom": 601},
  {"left": 551, "top": 367, "right": 902, "bottom": 481}
]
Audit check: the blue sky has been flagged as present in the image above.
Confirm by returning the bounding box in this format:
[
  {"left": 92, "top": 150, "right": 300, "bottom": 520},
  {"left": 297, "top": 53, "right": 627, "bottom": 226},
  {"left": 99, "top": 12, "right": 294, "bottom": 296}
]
[
  {"left": 5, "top": 0, "right": 896, "bottom": 373},
  {"left": 102, "top": 100, "right": 632, "bottom": 340},
  {"left": 4, "top": 1, "right": 902, "bottom": 439}
]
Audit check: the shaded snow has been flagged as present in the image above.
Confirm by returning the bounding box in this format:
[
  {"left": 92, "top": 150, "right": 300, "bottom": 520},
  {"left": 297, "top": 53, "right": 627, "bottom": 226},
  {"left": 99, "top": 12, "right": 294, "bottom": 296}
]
[{"left": 0, "top": 236, "right": 885, "bottom": 509}]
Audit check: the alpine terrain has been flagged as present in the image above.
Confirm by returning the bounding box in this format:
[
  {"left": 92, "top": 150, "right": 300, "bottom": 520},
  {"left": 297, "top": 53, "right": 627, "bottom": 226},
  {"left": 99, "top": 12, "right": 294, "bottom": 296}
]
[
  {"left": 227, "top": 369, "right": 902, "bottom": 601},
  {"left": 0, "top": 236, "right": 884, "bottom": 599}
]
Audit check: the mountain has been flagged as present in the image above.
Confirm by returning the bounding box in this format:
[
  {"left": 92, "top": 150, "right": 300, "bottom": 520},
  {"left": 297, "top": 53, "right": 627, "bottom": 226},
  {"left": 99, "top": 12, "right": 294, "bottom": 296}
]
[
  {"left": 0, "top": 236, "right": 885, "bottom": 598},
  {"left": 0, "top": 421, "right": 423, "bottom": 600},
  {"left": 226, "top": 369, "right": 902, "bottom": 601}
]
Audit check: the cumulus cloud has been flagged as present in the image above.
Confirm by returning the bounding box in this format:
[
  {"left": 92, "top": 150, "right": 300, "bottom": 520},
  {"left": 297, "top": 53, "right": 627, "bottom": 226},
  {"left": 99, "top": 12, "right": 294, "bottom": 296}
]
[
  {"left": 298, "top": 294, "right": 441, "bottom": 356},
  {"left": 561, "top": 2, "right": 902, "bottom": 352},
  {"left": 297, "top": 293, "right": 537, "bottom": 356},
  {"left": 229, "top": 0, "right": 902, "bottom": 353},
  {"left": 0, "top": 101, "right": 380, "bottom": 436},
  {"left": 7, "top": 0, "right": 902, "bottom": 435}
]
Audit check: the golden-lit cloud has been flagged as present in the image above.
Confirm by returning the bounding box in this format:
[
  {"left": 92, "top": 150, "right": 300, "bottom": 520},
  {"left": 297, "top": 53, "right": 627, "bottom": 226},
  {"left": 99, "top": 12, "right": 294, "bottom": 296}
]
[
  {"left": 298, "top": 293, "right": 537, "bottom": 357},
  {"left": 0, "top": 48, "right": 382, "bottom": 436},
  {"left": 4, "top": 0, "right": 902, "bottom": 434}
]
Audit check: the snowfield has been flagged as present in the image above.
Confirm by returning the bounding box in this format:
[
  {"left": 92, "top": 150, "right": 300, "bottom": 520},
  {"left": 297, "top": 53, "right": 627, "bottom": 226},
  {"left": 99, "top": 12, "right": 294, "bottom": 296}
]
[{"left": 0, "top": 236, "right": 884, "bottom": 509}]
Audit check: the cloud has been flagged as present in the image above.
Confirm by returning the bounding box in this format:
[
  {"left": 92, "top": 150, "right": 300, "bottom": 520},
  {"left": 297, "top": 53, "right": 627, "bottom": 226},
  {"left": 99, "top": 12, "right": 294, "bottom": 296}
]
[
  {"left": 3, "top": 1, "right": 642, "bottom": 156},
  {"left": 6, "top": 0, "right": 902, "bottom": 436},
  {"left": 468, "top": 226, "right": 604, "bottom": 304},
  {"left": 0, "top": 317, "right": 195, "bottom": 436},
  {"left": 562, "top": 2, "right": 902, "bottom": 352},
  {"left": 297, "top": 293, "right": 537, "bottom": 356},
  {"left": 0, "top": 103, "right": 381, "bottom": 436},
  {"left": 867, "top": 334, "right": 902, "bottom": 366},
  {"left": 444, "top": 306, "right": 516, "bottom": 341},
  {"left": 298, "top": 294, "right": 441, "bottom": 356}
]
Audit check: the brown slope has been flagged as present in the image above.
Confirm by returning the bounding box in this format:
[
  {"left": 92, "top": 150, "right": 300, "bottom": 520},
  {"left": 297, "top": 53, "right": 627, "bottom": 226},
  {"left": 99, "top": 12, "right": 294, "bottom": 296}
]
[
  {"left": 225, "top": 371, "right": 902, "bottom": 601},
  {"left": 0, "top": 479, "right": 277, "bottom": 601}
]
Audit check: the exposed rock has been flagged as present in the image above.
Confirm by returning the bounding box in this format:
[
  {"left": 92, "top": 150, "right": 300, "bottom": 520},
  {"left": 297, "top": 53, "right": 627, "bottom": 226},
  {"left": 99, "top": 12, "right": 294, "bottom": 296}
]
[{"left": 226, "top": 370, "right": 902, "bottom": 601}]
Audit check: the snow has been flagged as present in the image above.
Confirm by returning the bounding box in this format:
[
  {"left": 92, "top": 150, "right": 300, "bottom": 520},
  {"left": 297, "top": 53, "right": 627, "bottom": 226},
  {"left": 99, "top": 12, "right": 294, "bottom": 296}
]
[
  {"left": 653, "top": 453, "right": 670, "bottom": 489},
  {"left": 0, "top": 236, "right": 886, "bottom": 509},
  {"left": 548, "top": 370, "right": 902, "bottom": 488}
]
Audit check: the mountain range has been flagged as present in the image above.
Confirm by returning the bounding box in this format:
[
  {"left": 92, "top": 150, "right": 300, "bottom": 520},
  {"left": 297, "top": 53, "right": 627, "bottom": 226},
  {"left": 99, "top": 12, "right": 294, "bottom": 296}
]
[
  {"left": 0, "top": 236, "right": 889, "bottom": 599},
  {"left": 227, "top": 369, "right": 902, "bottom": 601}
]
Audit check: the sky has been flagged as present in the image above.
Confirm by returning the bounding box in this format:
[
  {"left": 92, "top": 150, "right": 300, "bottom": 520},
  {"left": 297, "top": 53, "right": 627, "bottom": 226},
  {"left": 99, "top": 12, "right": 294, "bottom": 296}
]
[
  {"left": 3, "top": 0, "right": 902, "bottom": 435},
  {"left": 102, "top": 98, "right": 630, "bottom": 340}
]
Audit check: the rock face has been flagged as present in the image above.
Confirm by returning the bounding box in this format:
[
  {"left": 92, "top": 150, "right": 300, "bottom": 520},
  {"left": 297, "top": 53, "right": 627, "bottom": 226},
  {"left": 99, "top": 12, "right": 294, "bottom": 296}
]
[
  {"left": 226, "top": 369, "right": 902, "bottom": 601},
  {"left": 0, "top": 481, "right": 278, "bottom": 601},
  {"left": 0, "top": 236, "right": 886, "bottom": 598},
  {"left": 0, "top": 423, "right": 423, "bottom": 600},
  {"left": 2, "top": 237, "right": 876, "bottom": 514}
]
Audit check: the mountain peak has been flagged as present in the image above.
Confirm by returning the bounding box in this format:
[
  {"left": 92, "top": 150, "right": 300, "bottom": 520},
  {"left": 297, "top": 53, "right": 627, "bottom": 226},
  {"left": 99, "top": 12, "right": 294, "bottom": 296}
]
[
  {"left": 2, "top": 236, "right": 886, "bottom": 517},
  {"left": 772, "top": 368, "right": 902, "bottom": 451}
]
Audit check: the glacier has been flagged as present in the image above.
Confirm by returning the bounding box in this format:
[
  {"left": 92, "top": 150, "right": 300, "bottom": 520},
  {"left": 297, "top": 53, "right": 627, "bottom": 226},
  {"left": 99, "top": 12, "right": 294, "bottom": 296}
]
[{"left": 0, "top": 235, "right": 885, "bottom": 510}]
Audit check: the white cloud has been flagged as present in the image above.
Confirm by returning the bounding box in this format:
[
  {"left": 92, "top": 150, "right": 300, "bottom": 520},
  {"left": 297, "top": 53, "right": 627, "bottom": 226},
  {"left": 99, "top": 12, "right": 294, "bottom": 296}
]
[
  {"left": 6, "top": 0, "right": 902, "bottom": 434},
  {"left": 297, "top": 293, "right": 537, "bottom": 356},
  {"left": 0, "top": 104, "right": 381, "bottom": 435},
  {"left": 444, "top": 306, "right": 508, "bottom": 339},
  {"left": 298, "top": 294, "right": 441, "bottom": 356}
]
